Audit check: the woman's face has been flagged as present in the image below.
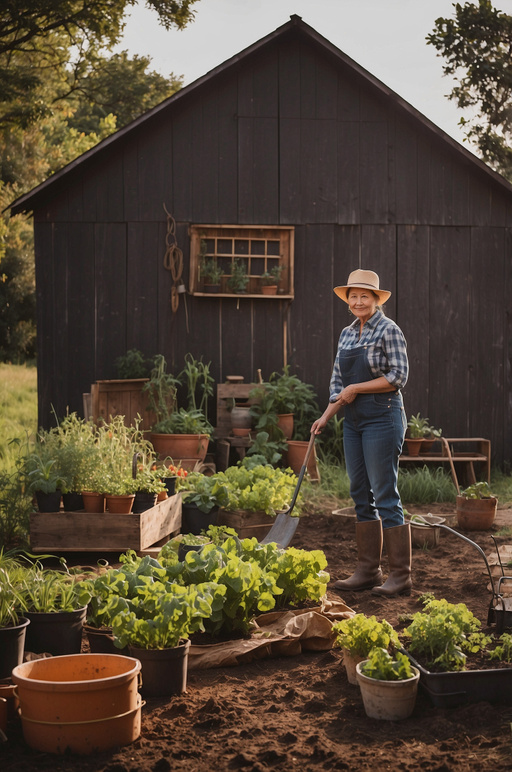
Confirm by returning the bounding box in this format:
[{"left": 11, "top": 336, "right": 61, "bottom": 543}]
[{"left": 347, "top": 289, "right": 378, "bottom": 324}]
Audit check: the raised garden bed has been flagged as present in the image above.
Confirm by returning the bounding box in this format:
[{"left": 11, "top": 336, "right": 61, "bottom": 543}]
[{"left": 29, "top": 494, "right": 181, "bottom": 553}]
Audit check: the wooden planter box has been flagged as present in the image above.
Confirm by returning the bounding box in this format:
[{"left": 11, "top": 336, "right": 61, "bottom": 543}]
[
  {"left": 217, "top": 508, "right": 275, "bottom": 540},
  {"left": 29, "top": 495, "right": 181, "bottom": 553},
  {"left": 89, "top": 379, "right": 156, "bottom": 430}
]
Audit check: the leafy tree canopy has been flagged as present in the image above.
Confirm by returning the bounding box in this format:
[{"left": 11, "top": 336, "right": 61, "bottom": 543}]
[
  {"left": 428, "top": 0, "right": 512, "bottom": 180},
  {"left": 0, "top": 0, "right": 198, "bottom": 128}
]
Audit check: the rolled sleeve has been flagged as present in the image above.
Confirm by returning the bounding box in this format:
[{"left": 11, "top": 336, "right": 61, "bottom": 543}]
[{"left": 379, "top": 325, "right": 408, "bottom": 389}]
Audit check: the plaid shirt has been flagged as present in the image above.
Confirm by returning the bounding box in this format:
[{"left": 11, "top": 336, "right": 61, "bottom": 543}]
[{"left": 329, "top": 310, "right": 408, "bottom": 400}]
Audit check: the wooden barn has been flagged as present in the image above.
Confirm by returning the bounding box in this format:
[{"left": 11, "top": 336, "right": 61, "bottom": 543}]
[{"left": 8, "top": 15, "right": 512, "bottom": 467}]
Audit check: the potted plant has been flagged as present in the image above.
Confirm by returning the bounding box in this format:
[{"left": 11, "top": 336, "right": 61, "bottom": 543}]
[
  {"left": 456, "top": 481, "right": 498, "bottom": 530},
  {"left": 405, "top": 413, "right": 430, "bottom": 456},
  {"left": 400, "top": 597, "right": 512, "bottom": 707},
  {"left": 249, "top": 366, "right": 319, "bottom": 442},
  {"left": 114, "top": 348, "right": 149, "bottom": 379},
  {"left": 200, "top": 255, "right": 224, "bottom": 292},
  {"left": 178, "top": 471, "right": 230, "bottom": 534},
  {"left": 144, "top": 353, "right": 214, "bottom": 467},
  {"left": 227, "top": 259, "right": 249, "bottom": 294},
  {"left": 18, "top": 562, "right": 89, "bottom": 656},
  {"left": 260, "top": 264, "right": 284, "bottom": 295},
  {"left": 0, "top": 553, "right": 30, "bottom": 679},
  {"left": 24, "top": 441, "right": 65, "bottom": 513},
  {"left": 356, "top": 647, "right": 420, "bottom": 720},
  {"left": 332, "top": 614, "right": 400, "bottom": 685},
  {"left": 133, "top": 461, "right": 167, "bottom": 512},
  {"left": 110, "top": 580, "right": 217, "bottom": 697}
]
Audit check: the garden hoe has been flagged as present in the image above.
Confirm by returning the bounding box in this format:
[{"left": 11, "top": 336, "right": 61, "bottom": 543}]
[{"left": 260, "top": 431, "right": 316, "bottom": 549}]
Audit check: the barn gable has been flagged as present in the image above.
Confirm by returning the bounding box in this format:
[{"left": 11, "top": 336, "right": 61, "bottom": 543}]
[{"left": 8, "top": 15, "right": 512, "bottom": 466}]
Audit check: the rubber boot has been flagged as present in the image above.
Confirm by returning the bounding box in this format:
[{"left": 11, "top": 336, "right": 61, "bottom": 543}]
[
  {"left": 333, "top": 520, "right": 383, "bottom": 592},
  {"left": 372, "top": 523, "right": 412, "bottom": 597}
]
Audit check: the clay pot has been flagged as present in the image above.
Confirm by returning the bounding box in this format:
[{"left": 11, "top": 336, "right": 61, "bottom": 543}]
[{"left": 456, "top": 495, "right": 497, "bottom": 530}]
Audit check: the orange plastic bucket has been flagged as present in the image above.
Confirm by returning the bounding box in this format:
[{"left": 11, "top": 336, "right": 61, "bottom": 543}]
[{"left": 12, "top": 653, "right": 142, "bottom": 754}]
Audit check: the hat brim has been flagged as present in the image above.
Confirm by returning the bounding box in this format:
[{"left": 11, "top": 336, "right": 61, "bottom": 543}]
[{"left": 334, "top": 285, "right": 391, "bottom": 305}]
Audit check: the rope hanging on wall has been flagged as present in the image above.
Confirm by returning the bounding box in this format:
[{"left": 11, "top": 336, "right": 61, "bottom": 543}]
[{"left": 162, "top": 204, "right": 188, "bottom": 330}]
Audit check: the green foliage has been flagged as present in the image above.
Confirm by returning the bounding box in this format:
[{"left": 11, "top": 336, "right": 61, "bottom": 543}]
[
  {"left": 427, "top": 0, "right": 512, "bottom": 180},
  {"left": 217, "top": 460, "right": 300, "bottom": 515},
  {"left": 260, "top": 264, "right": 284, "bottom": 285},
  {"left": 111, "top": 581, "right": 219, "bottom": 649},
  {"left": 249, "top": 367, "right": 319, "bottom": 443},
  {"left": 179, "top": 471, "right": 230, "bottom": 514},
  {"left": 0, "top": 437, "right": 33, "bottom": 548},
  {"left": 17, "top": 561, "right": 88, "bottom": 613},
  {"left": 316, "top": 415, "right": 344, "bottom": 464},
  {"left": 360, "top": 648, "right": 416, "bottom": 681},
  {"left": 0, "top": 551, "right": 29, "bottom": 627},
  {"left": 488, "top": 632, "right": 512, "bottom": 663},
  {"left": 397, "top": 466, "right": 457, "bottom": 505},
  {"left": 144, "top": 353, "right": 214, "bottom": 435},
  {"left": 245, "top": 431, "right": 286, "bottom": 466},
  {"left": 404, "top": 598, "right": 492, "bottom": 672},
  {"left": 460, "top": 481, "right": 494, "bottom": 499},
  {"left": 115, "top": 348, "right": 149, "bottom": 379},
  {"left": 332, "top": 614, "right": 400, "bottom": 658},
  {"left": 226, "top": 259, "right": 249, "bottom": 293},
  {"left": 407, "top": 412, "right": 442, "bottom": 439},
  {"left": 199, "top": 256, "right": 224, "bottom": 284}
]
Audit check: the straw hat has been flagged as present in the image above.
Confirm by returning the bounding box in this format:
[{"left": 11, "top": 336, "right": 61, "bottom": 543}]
[{"left": 334, "top": 269, "right": 391, "bottom": 305}]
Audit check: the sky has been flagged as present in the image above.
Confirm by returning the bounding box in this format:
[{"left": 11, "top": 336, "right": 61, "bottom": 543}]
[{"left": 114, "top": 0, "right": 512, "bottom": 149}]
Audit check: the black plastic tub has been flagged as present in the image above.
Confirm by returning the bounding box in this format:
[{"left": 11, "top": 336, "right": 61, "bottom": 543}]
[{"left": 404, "top": 650, "right": 512, "bottom": 708}]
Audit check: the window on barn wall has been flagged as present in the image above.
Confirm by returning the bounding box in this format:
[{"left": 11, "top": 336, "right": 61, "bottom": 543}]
[{"left": 188, "top": 225, "right": 294, "bottom": 298}]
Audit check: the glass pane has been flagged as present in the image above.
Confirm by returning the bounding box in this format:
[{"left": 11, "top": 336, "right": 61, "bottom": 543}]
[
  {"left": 250, "top": 240, "right": 265, "bottom": 255},
  {"left": 267, "top": 240, "right": 280, "bottom": 255},
  {"left": 234, "top": 240, "right": 249, "bottom": 255},
  {"left": 217, "top": 239, "right": 233, "bottom": 255}
]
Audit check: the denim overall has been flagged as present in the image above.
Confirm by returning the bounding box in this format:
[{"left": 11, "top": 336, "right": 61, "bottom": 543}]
[{"left": 340, "top": 341, "right": 406, "bottom": 529}]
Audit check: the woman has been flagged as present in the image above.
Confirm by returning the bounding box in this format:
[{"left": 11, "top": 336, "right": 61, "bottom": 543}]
[{"left": 311, "top": 269, "right": 410, "bottom": 597}]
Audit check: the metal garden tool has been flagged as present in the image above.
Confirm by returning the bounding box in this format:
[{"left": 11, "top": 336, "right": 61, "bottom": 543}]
[{"left": 260, "top": 431, "right": 316, "bottom": 548}]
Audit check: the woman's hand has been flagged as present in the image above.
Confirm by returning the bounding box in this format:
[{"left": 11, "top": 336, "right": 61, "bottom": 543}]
[
  {"left": 337, "top": 385, "right": 357, "bottom": 405},
  {"left": 311, "top": 401, "right": 341, "bottom": 434}
]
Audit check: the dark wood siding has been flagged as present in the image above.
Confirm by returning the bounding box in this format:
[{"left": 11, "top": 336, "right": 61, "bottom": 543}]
[{"left": 27, "top": 24, "right": 512, "bottom": 465}]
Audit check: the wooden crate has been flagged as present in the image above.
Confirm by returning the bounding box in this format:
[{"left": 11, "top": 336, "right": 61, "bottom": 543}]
[
  {"left": 90, "top": 379, "right": 156, "bottom": 429},
  {"left": 217, "top": 508, "right": 275, "bottom": 540},
  {"left": 29, "top": 495, "right": 181, "bottom": 553}
]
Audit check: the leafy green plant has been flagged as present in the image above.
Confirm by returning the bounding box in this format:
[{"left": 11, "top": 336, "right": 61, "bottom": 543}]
[
  {"left": 115, "top": 348, "right": 149, "bottom": 379},
  {"left": 407, "top": 413, "right": 430, "bottom": 439},
  {"left": 332, "top": 614, "right": 400, "bottom": 658},
  {"left": 143, "top": 353, "right": 214, "bottom": 435},
  {"left": 200, "top": 256, "right": 223, "bottom": 285},
  {"left": 403, "top": 598, "right": 492, "bottom": 672},
  {"left": 227, "top": 259, "right": 249, "bottom": 293},
  {"left": 460, "top": 481, "right": 494, "bottom": 499},
  {"left": 111, "top": 581, "right": 221, "bottom": 649},
  {"left": 179, "top": 472, "right": 229, "bottom": 514},
  {"left": 25, "top": 454, "right": 65, "bottom": 494},
  {"left": 249, "top": 367, "right": 319, "bottom": 442},
  {"left": 359, "top": 648, "right": 416, "bottom": 681},
  {"left": 0, "top": 438, "right": 33, "bottom": 549},
  {"left": 0, "top": 552, "right": 28, "bottom": 627},
  {"left": 216, "top": 459, "right": 300, "bottom": 515},
  {"left": 245, "top": 430, "right": 286, "bottom": 466},
  {"left": 260, "top": 264, "right": 284, "bottom": 286},
  {"left": 488, "top": 633, "right": 512, "bottom": 663}
]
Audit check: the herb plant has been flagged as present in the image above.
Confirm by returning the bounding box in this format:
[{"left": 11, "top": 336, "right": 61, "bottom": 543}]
[
  {"left": 360, "top": 648, "right": 416, "bottom": 681},
  {"left": 332, "top": 614, "right": 400, "bottom": 658}
]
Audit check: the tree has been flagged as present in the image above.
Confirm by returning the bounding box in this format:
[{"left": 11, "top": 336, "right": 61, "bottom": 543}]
[
  {"left": 0, "top": 0, "right": 198, "bottom": 129},
  {"left": 428, "top": 0, "right": 512, "bottom": 180}
]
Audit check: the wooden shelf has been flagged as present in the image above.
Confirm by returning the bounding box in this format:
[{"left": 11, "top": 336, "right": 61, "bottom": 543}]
[{"left": 400, "top": 438, "right": 491, "bottom": 485}]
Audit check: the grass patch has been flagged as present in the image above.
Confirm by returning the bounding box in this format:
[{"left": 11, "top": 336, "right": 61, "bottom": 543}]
[
  {"left": 0, "top": 363, "right": 37, "bottom": 471},
  {"left": 398, "top": 465, "right": 457, "bottom": 506}
]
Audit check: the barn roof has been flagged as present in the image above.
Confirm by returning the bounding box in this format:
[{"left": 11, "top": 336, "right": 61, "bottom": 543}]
[{"left": 8, "top": 13, "right": 512, "bottom": 215}]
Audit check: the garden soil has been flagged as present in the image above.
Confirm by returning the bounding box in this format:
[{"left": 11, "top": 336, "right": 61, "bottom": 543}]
[{"left": 3, "top": 503, "right": 512, "bottom": 771}]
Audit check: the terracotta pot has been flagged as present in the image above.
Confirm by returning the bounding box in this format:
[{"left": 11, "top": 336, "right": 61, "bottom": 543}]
[
  {"left": 82, "top": 491, "right": 105, "bottom": 513},
  {"left": 405, "top": 438, "right": 423, "bottom": 456},
  {"left": 150, "top": 433, "right": 209, "bottom": 464},
  {"left": 230, "top": 405, "right": 252, "bottom": 436},
  {"left": 261, "top": 285, "right": 277, "bottom": 295},
  {"left": 456, "top": 495, "right": 497, "bottom": 530},
  {"left": 277, "top": 413, "right": 294, "bottom": 440},
  {"left": 286, "top": 440, "right": 320, "bottom": 481},
  {"left": 105, "top": 494, "right": 135, "bottom": 514},
  {"left": 12, "top": 653, "right": 141, "bottom": 754}
]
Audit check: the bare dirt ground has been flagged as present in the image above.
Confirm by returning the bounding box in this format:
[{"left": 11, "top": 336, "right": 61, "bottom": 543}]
[{"left": 3, "top": 503, "right": 512, "bottom": 771}]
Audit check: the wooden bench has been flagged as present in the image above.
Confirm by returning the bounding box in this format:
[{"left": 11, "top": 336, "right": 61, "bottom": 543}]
[{"left": 400, "top": 437, "right": 491, "bottom": 490}]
